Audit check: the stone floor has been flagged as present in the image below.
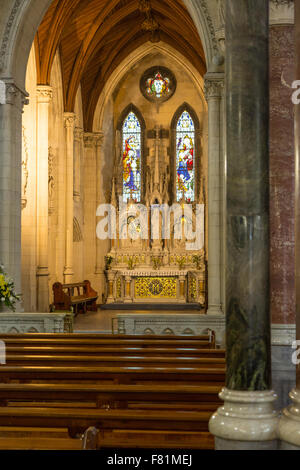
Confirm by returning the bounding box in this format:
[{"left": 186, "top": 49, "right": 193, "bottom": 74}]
[{"left": 73, "top": 308, "right": 201, "bottom": 333}]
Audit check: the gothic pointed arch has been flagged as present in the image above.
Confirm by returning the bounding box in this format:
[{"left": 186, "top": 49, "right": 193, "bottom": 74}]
[
  {"left": 117, "top": 104, "right": 146, "bottom": 203},
  {"left": 171, "top": 103, "right": 201, "bottom": 203}
]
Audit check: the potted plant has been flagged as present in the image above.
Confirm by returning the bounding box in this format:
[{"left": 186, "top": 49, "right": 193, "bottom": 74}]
[{"left": 0, "top": 264, "right": 21, "bottom": 312}]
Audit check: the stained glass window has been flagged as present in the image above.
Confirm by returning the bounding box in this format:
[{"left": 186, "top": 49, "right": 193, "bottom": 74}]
[
  {"left": 176, "top": 111, "right": 195, "bottom": 203},
  {"left": 122, "top": 112, "right": 142, "bottom": 202},
  {"left": 140, "top": 66, "right": 176, "bottom": 103},
  {"left": 146, "top": 72, "right": 170, "bottom": 99}
]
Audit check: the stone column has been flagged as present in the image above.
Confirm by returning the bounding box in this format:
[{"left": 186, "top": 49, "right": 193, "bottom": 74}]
[
  {"left": 124, "top": 276, "right": 133, "bottom": 303},
  {"left": 209, "top": 0, "right": 278, "bottom": 450},
  {"left": 94, "top": 132, "right": 105, "bottom": 279},
  {"left": 63, "top": 113, "right": 76, "bottom": 283},
  {"left": 278, "top": 0, "right": 300, "bottom": 450},
  {"left": 36, "top": 86, "right": 52, "bottom": 312},
  {"left": 0, "top": 80, "right": 28, "bottom": 311},
  {"left": 73, "top": 127, "right": 83, "bottom": 202},
  {"left": 204, "top": 74, "right": 224, "bottom": 316},
  {"left": 179, "top": 275, "right": 186, "bottom": 303}
]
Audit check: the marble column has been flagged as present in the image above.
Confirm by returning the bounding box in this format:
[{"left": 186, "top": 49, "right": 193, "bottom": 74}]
[
  {"left": 209, "top": 0, "right": 278, "bottom": 450},
  {"left": 0, "top": 80, "right": 28, "bottom": 311},
  {"left": 204, "top": 75, "right": 224, "bottom": 316},
  {"left": 36, "top": 86, "right": 52, "bottom": 312},
  {"left": 269, "top": 0, "right": 296, "bottom": 411},
  {"left": 63, "top": 113, "right": 76, "bottom": 283},
  {"left": 278, "top": 0, "right": 300, "bottom": 450}
]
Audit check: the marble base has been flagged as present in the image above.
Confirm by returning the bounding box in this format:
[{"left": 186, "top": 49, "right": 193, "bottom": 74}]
[
  {"left": 209, "top": 388, "right": 279, "bottom": 450},
  {"left": 278, "top": 389, "right": 300, "bottom": 449},
  {"left": 116, "top": 313, "right": 226, "bottom": 347},
  {"left": 0, "top": 313, "right": 70, "bottom": 333},
  {"left": 215, "top": 438, "right": 278, "bottom": 450}
]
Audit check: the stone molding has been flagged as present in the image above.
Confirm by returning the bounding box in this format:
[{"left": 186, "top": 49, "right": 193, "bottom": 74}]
[
  {"left": 270, "top": 0, "right": 294, "bottom": 25},
  {"left": 0, "top": 313, "right": 68, "bottom": 334},
  {"left": 0, "top": 0, "right": 22, "bottom": 71}
]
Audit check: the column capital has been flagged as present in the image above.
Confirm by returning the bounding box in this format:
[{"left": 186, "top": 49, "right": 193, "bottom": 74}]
[
  {"left": 270, "top": 0, "right": 294, "bottom": 25},
  {"left": 204, "top": 73, "right": 224, "bottom": 100},
  {"left": 83, "top": 131, "right": 104, "bottom": 148},
  {"left": 36, "top": 85, "right": 53, "bottom": 104},
  {"left": 64, "top": 112, "right": 76, "bottom": 129},
  {"left": 0, "top": 79, "right": 29, "bottom": 111},
  {"left": 74, "top": 126, "right": 83, "bottom": 143}
]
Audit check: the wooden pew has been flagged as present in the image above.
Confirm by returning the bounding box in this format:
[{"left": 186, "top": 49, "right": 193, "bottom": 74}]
[
  {"left": 0, "top": 365, "right": 226, "bottom": 384},
  {"left": 4, "top": 354, "right": 226, "bottom": 368},
  {"left": 52, "top": 281, "right": 98, "bottom": 314},
  {"left": 0, "top": 407, "right": 213, "bottom": 436},
  {"left": 5, "top": 346, "right": 225, "bottom": 357},
  {"left": 0, "top": 407, "right": 215, "bottom": 450},
  {"left": 0, "top": 338, "right": 214, "bottom": 349},
  {"left": 0, "top": 383, "right": 222, "bottom": 409}
]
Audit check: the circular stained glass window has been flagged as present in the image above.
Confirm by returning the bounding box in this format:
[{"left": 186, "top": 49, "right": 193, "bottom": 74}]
[{"left": 140, "top": 66, "right": 176, "bottom": 103}]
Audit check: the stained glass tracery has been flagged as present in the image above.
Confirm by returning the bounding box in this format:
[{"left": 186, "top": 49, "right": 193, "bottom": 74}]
[
  {"left": 176, "top": 111, "right": 195, "bottom": 203},
  {"left": 122, "top": 112, "right": 142, "bottom": 202}
]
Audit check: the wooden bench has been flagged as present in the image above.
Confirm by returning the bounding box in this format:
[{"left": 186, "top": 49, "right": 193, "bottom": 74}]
[
  {"left": 0, "top": 383, "right": 222, "bottom": 409},
  {"left": 0, "top": 337, "right": 214, "bottom": 349},
  {"left": 52, "top": 281, "right": 98, "bottom": 314},
  {"left": 4, "top": 354, "right": 226, "bottom": 368},
  {"left": 0, "top": 365, "right": 226, "bottom": 385},
  {"left": 5, "top": 346, "right": 225, "bottom": 357}
]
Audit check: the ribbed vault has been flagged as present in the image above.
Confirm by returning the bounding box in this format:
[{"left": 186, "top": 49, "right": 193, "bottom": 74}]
[{"left": 34, "top": 0, "right": 206, "bottom": 130}]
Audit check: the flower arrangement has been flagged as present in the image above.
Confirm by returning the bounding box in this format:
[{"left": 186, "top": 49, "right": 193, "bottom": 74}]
[
  {"left": 105, "top": 255, "right": 114, "bottom": 271},
  {"left": 0, "top": 264, "right": 20, "bottom": 312}
]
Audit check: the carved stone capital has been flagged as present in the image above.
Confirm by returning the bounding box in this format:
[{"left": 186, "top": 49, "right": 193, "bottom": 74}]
[
  {"left": 204, "top": 76, "right": 224, "bottom": 100},
  {"left": 83, "top": 132, "right": 104, "bottom": 149},
  {"left": 36, "top": 85, "right": 53, "bottom": 104},
  {"left": 270, "top": 0, "right": 294, "bottom": 25},
  {"left": 74, "top": 127, "right": 83, "bottom": 143},
  {"left": 64, "top": 112, "right": 76, "bottom": 129},
  {"left": 0, "top": 79, "right": 29, "bottom": 111}
]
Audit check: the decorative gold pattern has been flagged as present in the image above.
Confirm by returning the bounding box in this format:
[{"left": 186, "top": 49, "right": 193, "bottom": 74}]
[
  {"left": 189, "top": 277, "right": 197, "bottom": 301},
  {"left": 116, "top": 277, "right": 122, "bottom": 299},
  {"left": 135, "top": 277, "right": 177, "bottom": 299}
]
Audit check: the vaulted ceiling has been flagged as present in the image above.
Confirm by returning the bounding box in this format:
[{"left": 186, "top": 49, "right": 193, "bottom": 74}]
[{"left": 35, "top": 0, "right": 206, "bottom": 130}]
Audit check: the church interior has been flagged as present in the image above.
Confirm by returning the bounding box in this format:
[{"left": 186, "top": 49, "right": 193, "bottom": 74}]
[{"left": 0, "top": 0, "right": 299, "bottom": 452}]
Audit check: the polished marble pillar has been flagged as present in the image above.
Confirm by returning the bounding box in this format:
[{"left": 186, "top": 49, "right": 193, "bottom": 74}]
[
  {"left": 209, "top": 0, "right": 278, "bottom": 450},
  {"left": 278, "top": 0, "right": 300, "bottom": 450},
  {"left": 36, "top": 86, "right": 52, "bottom": 312}
]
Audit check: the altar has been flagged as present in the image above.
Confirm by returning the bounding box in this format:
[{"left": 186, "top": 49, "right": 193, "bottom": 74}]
[
  {"left": 106, "top": 268, "right": 206, "bottom": 305},
  {"left": 103, "top": 123, "right": 207, "bottom": 308}
]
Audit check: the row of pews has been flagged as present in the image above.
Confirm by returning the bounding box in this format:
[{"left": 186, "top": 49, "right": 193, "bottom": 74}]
[{"left": 0, "top": 333, "right": 225, "bottom": 450}]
